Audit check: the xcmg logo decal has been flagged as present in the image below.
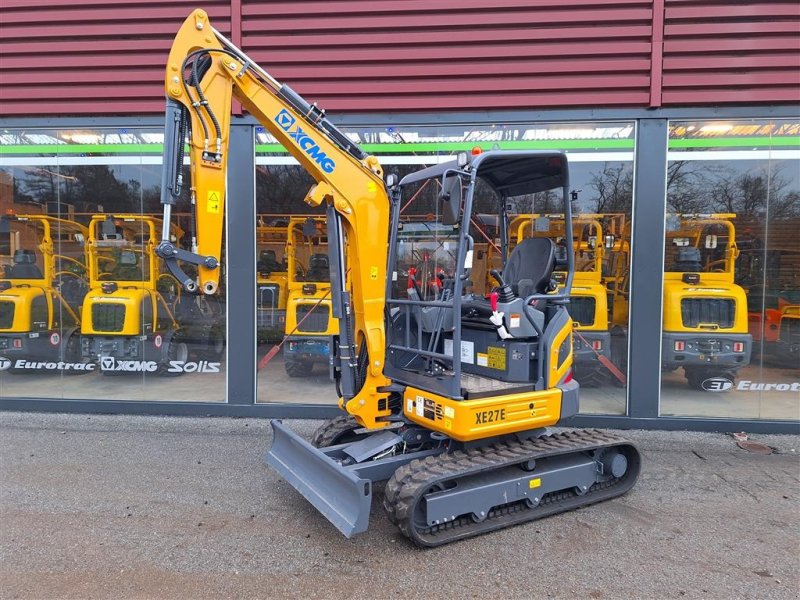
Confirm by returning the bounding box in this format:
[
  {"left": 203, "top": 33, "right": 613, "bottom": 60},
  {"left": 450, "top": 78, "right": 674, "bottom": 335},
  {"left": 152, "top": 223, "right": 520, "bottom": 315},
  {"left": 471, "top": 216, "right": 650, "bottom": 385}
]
[
  {"left": 275, "top": 109, "right": 295, "bottom": 130},
  {"left": 99, "top": 356, "right": 221, "bottom": 374},
  {"left": 101, "top": 356, "right": 158, "bottom": 373},
  {"left": 274, "top": 109, "right": 336, "bottom": 173}
]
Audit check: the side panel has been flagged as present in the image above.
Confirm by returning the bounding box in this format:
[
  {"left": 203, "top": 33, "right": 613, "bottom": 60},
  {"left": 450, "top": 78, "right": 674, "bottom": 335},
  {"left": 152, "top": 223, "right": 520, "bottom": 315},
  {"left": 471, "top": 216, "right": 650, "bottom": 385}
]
[
  {"left": 546, "top": 309, "right": 574, "bottom": 388},
  {"left": 402, "top": 385, "right": 563, "bottom": 442}
]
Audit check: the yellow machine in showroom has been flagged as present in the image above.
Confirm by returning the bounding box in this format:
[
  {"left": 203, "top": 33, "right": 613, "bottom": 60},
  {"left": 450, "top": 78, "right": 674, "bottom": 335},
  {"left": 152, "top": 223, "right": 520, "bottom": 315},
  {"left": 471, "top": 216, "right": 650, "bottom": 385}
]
[{"left": 156, "top": 9, "right": 641, "bottom": 547}]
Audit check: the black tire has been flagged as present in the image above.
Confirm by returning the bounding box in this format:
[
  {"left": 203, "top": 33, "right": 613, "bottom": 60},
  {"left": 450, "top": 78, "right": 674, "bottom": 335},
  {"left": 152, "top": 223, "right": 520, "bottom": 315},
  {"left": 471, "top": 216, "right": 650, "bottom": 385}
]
[
  {"left": 684, "top": 368, "right": 706, "bottom": 390},
  {"left": 62, "top": 332, "right": 88, "bottom": 376},
  {"left": 157, "top": 337, "right": 189, "bottom": 377},
  {"left": 210, "top": 330, "right": 225, "bottom": 357},
  {"left": 685, "top": 367, "right": 737, "bottom": 391},
  {"left": 574, "top": 364, "right": 608, "bottom": 387},
  {"left": 198, "top": 328, "right": 225, "bottom": 359},
  {"left": 310, "top": 415, "right": 365, "bottom": 448},
  {"left": 284, "top": 358, "right": 313, "bottom": 378}
]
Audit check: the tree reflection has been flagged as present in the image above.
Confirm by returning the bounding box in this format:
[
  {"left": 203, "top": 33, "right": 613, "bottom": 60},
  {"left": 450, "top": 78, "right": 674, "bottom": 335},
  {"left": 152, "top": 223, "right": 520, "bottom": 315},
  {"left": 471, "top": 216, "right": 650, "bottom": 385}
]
[
  {"left": 667, "top": 161, "right": 800, "bottom": 220},
  {"left": 588, "top": 163, "right": 633, "bottom": 213}
]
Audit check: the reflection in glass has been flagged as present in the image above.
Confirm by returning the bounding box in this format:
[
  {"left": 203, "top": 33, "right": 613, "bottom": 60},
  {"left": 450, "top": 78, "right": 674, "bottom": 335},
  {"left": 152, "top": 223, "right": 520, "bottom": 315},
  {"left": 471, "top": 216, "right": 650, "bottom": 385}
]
[
  {"left": 0, "top": 128, "right": 227, "bottom": 402},
  {"left": 0, "top": 215, "right": 87, "bottom": 370},
  {"left": 661, "top": 119, "right": 800, "bottom": 420},
  {"left": 505, "top": 213, "right": 629, "bottom": 389},
  {"left": 661, "top": 213, "right": 751, "bottom": 390},
  {"left": 254, "top": 121, "right": 635, "bottom": 412},
  {"left": 281, "top": 217, "right": 337, "bottom": 378}
]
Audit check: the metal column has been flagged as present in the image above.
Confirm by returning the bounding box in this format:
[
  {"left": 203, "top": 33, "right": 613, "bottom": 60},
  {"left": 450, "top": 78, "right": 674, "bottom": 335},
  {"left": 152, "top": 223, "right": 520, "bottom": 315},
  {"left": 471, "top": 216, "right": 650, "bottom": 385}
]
[
  {"left": 225, "top": 123, "right": 257, "bottom": 404},
  {"left": 626, "top": 118, "right": 669, "bottom": 418}
]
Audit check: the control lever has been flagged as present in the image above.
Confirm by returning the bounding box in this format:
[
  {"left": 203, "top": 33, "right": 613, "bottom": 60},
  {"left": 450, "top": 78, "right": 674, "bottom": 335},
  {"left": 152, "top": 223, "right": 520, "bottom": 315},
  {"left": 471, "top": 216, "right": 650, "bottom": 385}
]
[
  {"left": 488, "top": 289, "right": 512, "bottom": 340},
  {"left": 490, "top": 269, "right": 515, "bottom": 303}
]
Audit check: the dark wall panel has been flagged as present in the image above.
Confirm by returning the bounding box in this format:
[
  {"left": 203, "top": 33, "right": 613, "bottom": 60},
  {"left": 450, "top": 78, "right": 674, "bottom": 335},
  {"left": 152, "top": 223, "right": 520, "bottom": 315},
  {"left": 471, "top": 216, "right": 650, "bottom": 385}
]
[{"left": 661, "top": 0, "right": 800, "bottom": 105}]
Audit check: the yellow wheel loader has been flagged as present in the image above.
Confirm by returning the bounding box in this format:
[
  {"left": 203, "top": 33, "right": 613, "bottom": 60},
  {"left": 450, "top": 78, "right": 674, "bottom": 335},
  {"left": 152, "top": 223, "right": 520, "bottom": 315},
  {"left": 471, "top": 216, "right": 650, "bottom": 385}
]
[
  {"left": 155, "top": 9, "right": 640, "bottom": 547},
  {"left": 0, "top": 215, "right": 89, "bottom": 373},
  {"left": 606, "top": 214, "right": 751, "bottom": 390},
  {"left": 282, "top": 216, "right": 339, "bottom": 377},
  {"left": 81, "top": 214, "right": 224, "bottom": 375},
  {"left": 505, "top": 213, "right": 628, "bottom": 386},
  {"left": 661, "top": 214, "right": 751, "bottom": 390},
  {"left": 256, "top": 221, "right": 290, "bottom": 343}
]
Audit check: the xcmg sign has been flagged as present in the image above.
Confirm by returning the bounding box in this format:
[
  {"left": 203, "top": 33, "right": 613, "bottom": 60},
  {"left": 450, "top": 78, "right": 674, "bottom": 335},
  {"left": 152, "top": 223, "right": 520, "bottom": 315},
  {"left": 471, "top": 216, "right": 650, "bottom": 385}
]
[{"left": 275, "top": 109, "right": 336, "bottom": 173}]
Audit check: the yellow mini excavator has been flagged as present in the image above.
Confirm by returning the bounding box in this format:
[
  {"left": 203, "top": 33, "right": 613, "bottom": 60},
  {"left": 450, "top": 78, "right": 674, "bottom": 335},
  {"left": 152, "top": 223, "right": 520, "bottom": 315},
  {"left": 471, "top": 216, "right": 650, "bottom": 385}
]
[{"left": 157, "top": 9, "right": 641, "bottom": 547}]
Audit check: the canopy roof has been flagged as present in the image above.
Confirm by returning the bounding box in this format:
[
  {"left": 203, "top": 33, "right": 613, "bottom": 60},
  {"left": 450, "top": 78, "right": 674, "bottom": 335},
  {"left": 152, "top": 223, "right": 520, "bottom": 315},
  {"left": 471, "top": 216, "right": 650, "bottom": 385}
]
[{"left": 398, "top": 150, "right": 569, "bottom": 197}]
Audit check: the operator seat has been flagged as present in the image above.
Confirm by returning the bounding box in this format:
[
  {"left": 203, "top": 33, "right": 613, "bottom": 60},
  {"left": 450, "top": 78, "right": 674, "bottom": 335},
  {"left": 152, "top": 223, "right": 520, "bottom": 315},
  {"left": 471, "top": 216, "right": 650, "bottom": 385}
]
[
  {"left": 258, "top": 249, "right": 282, "bottom": 274},
  {"left": 503, "top": 237, "right": 557, "bottom": 298},
  {"left": 111, "top": 251, "right": 143, "bottom": 281},
  {"left": 461, "top": 238, "right": 556, "bottom": 331},
  {"left": 673, "top": 247, "right": 702, "bottom": 272},
  {"left": 305, "top": 253, "right": 330, "bottom": 282},
  {"left": 6, "top": 249, "right": 43, "bottom": 279}
]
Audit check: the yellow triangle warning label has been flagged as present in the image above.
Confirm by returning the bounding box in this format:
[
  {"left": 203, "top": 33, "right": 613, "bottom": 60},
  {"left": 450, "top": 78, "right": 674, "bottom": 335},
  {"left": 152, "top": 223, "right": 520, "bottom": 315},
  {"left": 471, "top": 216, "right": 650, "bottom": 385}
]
[{"left": 207, "top": 190, "right": 221, "bottom": 213}]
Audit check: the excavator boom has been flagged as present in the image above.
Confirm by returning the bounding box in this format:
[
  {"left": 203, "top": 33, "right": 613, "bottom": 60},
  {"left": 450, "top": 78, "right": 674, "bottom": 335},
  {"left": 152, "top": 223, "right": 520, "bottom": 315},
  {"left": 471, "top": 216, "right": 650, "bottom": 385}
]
[{"left": 158, "top": 9, "right": 392, "bottom": 429}]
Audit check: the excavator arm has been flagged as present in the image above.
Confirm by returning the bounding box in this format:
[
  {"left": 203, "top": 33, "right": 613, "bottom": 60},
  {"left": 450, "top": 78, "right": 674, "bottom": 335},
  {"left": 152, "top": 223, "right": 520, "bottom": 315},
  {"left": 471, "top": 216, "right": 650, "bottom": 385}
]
[{"left": 157, "top": 9, "right": 392, "bottom": 428}]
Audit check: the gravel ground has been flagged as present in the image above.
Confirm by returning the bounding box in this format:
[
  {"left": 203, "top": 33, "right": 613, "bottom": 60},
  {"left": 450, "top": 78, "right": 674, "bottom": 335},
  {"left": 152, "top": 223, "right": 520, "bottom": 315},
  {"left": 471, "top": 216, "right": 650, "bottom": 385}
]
[{"left": 1, "top": 411, "right": 798, "bottom": 600}]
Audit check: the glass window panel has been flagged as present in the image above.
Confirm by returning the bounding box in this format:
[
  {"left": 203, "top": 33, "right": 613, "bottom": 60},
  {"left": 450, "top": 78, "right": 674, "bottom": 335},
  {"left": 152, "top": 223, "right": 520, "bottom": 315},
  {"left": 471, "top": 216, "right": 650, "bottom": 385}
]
[
  {"left": 0, "top": 128, "right": 226, "bottom": 402},
  {"left": 660, "top": 119, "right": 800, "bottom": 419},
  {"left": 254, "top": 121, "right": 634, "bottom": 414}
]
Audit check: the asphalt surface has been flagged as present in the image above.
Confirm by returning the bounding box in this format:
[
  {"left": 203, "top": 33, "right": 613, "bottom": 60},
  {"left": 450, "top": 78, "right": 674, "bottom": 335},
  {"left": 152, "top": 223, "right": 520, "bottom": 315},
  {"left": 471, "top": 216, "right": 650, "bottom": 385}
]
[{"left": 1, "top": 411, "right": 798, "bottom": 600}]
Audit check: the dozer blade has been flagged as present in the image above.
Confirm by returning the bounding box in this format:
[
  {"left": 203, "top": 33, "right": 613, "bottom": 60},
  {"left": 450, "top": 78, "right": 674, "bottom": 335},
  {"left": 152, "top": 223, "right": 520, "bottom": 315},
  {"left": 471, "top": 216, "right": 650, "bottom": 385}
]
[{"left": 265, "top": 419, "right": 372, "bottom": 538}]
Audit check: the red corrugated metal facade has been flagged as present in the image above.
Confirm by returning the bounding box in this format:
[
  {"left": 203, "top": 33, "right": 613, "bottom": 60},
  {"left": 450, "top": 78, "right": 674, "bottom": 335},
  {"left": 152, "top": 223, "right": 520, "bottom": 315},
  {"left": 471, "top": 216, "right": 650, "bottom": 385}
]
[
  {"left": 0, "top": 0, "right": 797, "bottom": 116},
  {"left": 661, "top": 0, "right": 800, "bottom": 105},
  {"left": 1, "top": 0, "right": 232, "bottom": 116}
]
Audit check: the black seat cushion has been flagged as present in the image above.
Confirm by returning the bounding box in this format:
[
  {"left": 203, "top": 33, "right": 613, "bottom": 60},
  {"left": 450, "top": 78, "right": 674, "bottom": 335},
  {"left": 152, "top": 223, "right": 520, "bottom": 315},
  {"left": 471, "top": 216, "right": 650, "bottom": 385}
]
[
  {"left": 7, "top": 264, "right": 43, "bottom": 279},
  {"left": 503, "top": 238, "right": 556, "bottom": 295},
  {"left": 673, "top": 247, "right": 702, "bottom": 272},
  {"left": 258, "top": 250, "right": 282, "bottom": 273},
  {"left": 305, "top": 253, "right": 330, "bottom": 282},
  {"left": 8, "top": 250, "right": 43, "bottom": 279},
  {"left": 460, "top": 295, "right": 497, "bottom": 331}
]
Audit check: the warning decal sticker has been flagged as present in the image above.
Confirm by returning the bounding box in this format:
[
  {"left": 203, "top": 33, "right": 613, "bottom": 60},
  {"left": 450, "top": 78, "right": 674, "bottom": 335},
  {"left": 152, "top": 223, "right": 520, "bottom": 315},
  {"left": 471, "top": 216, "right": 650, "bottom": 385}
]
[
  {"left": 487, "top": 346, "right": 506, "bottom": 371},
  {"left": 207, "top": 190, "right": 221, "bottom": 213}
]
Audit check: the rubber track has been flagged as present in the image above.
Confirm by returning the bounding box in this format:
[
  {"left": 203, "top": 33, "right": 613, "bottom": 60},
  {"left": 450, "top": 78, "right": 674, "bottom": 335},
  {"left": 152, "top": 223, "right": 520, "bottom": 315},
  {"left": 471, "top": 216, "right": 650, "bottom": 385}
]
[{"left": 383, "top": 429, "right": 640, "bottom": 547}]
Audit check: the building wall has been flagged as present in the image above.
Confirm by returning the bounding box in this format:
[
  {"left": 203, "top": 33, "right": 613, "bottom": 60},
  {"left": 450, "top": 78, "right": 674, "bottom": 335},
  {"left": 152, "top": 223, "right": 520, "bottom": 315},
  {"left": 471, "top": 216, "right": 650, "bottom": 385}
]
[
  {"left": 1, "top": 0, "right": 798, "bottom": 116},
  {"left": 0, "top": 2, "right": 797, "bottom": 430}
]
